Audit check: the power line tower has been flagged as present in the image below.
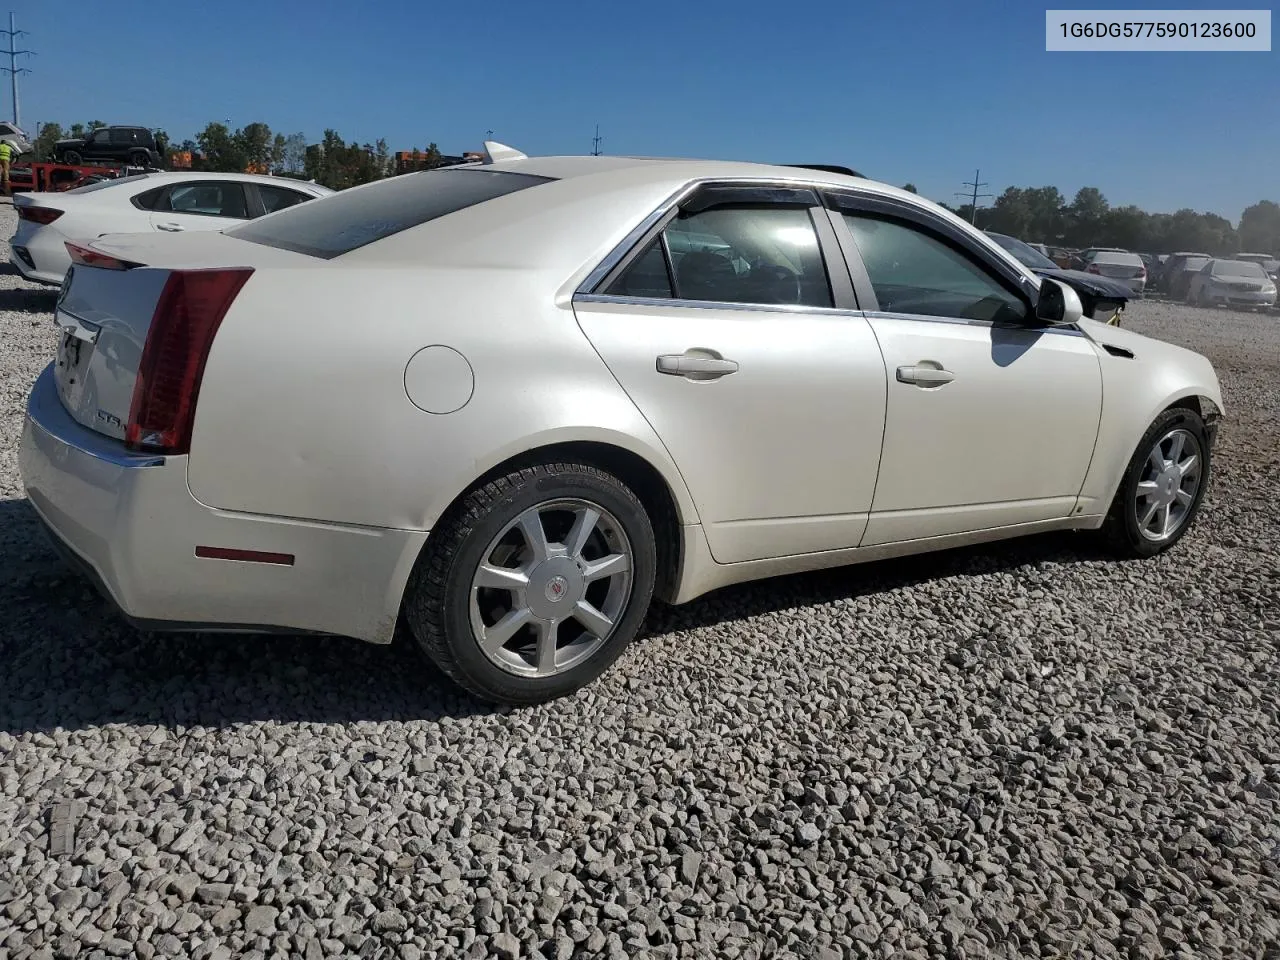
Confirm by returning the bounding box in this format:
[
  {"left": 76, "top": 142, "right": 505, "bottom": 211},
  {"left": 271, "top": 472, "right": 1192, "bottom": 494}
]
[
  {"left": 591, "top": 124, "right": 602, "bottom": 156},
  {"left": 0, "top": 13, "right": 32, "bottom": 128},
  {"left": 955, "top": 168, "right": 993, "bottom": 225}
]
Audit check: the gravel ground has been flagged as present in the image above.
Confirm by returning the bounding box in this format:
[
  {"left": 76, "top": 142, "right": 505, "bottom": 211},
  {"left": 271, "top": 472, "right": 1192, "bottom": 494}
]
[{"left": 1, "top": 199, "right": 1278, "bottom": 960}]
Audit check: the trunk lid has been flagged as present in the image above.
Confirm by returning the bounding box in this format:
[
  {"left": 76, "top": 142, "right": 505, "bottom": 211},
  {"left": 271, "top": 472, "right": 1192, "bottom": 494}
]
[{"left": 51, "top": 231, "right": 313, "bottom": 441}]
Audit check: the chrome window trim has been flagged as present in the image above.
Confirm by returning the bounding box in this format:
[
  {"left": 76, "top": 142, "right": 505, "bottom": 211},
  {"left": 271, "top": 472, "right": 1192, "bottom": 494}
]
[
  {"left": 863, "top": 309, "right": 1086, "bottom": 337},
  {"left": 573, "top": 291, "right": 864, "bottom": 318},
  {"left": 577, "top": 175, "right": 851, "bottom": 298}
]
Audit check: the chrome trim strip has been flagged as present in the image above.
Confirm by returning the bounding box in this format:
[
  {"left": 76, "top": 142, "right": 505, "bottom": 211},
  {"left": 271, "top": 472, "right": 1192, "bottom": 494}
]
[
  {"left": 863, "top": 310, "right": 1086, "bottom": 337},
  {"left": 577, "top": 182, "right": 699, "bottom": 295},
  {"left": 573, "top": 291, "right": 865, "bottom": 318},
  {"left": 25, "top": 365, "right": 165, "bottom": 468},
  {"left": 576, "top": 175, "right": 859, "bottom": 297}
]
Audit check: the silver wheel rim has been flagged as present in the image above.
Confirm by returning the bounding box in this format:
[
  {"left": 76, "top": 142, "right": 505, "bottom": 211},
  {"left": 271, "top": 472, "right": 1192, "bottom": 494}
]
[
  {"left": 469, "top": 498, "right": 634, "bottom": 678},
  {"left": 1134, "top": 427, "right": 1202, "bottom": 542}
]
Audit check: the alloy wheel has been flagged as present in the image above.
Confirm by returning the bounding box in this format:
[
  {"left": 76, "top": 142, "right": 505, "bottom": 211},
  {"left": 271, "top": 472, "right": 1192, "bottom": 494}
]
[
  {"left": 1133, "top": 428, "right": 1203, "bottom": 542},
  {"left": 469, "top": 498, "right": 634, "bottom": 677}
]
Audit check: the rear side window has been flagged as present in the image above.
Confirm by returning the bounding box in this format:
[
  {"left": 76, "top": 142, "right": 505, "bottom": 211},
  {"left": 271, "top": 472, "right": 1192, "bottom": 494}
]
[
  {"left": 257, "top": 184, "right": 313, "bottom": 214},
  {"left": 227, "top": 169, "right": 555, "bottom": 258},
  {"left": 132, "top": 185, "right": 168, "bottom": 210}
]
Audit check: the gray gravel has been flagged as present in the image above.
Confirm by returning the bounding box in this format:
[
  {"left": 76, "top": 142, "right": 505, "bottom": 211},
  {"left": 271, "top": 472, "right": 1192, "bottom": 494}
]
[{"left": 2, "top": 199, "right": 1279, "bottom": 958}]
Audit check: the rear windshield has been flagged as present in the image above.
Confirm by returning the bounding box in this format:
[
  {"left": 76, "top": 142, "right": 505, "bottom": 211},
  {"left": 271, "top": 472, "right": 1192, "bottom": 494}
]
[
  {"left": 65, "top": 173, "right": 156, "bottom": 195},
  {"left": 226, "top": 168, "right": 555, "bottom": 259},
  {"left": 1210, "top": 260, "right": 1265, "bottom": 278}
]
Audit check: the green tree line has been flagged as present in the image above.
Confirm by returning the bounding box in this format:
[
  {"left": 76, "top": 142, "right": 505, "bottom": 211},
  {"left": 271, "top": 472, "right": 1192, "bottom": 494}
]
[
  {"left": 930, "top": 184, "right": 1279, "bottom": 257},
  {"left": 30, "top": 120, "right": 451, "bottom": 191},
  {"left": 27, "top": 121, "right": 1280, "bottom": 255}
]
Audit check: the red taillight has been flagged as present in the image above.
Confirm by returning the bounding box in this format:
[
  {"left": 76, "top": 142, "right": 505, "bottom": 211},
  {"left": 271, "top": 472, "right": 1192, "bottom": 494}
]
[
  {"left": 18, "top": 206, "right": 63, "bottom": 225},
  {"left": 65, "top": 242, "right": 142, "bottom": 271},
  {"left": 1137, "top": 265, "right": 1147, "bottom": 279},
  {"left": 125, "top": 268, "right": 253, "bottom": 454},
  {"left": 1086, "top": 263, "right": 1101, "bottom": 274}
]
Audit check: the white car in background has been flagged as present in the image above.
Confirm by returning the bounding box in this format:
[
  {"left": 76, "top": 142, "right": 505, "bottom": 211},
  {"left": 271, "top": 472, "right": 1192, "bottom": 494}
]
[
  {"left": 9, "top": 172, "right": 333, "bottom": 286},
  {"left": 1085, "top": 249, "right": 1147, "bottom": 294},
  {"left": 1186, "top": 258, "right": 1278, "bottom": 310},
  {"left": 19, "top": 145, "right": 1224, "bottom": 705}
]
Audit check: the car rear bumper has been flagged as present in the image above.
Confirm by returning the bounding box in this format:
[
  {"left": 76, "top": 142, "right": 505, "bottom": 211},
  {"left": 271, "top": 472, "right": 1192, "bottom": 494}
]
[
  {"left": 1204, "top": 290, "right": 1276, "bottom": 307},
  {"left": 10, "top": 226, "right": 72, "bottom": 286},
  {"left": 19, "top": 364, "right": 426, "bottom": 643}
]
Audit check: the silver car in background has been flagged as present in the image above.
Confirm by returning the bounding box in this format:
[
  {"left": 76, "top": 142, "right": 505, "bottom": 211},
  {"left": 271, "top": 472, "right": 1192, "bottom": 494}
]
[
  {"left": 1186, "top": 258, "right": 1278, "bottom": 310},
  {"left": 1085, "top": 250, "right": 1147, "bottom": 294}
]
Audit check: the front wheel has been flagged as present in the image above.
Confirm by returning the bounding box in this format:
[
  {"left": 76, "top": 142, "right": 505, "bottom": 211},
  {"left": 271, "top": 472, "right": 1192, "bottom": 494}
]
[
  {"left": 405, "top": 462, "right": 657, "bottom": 705},
  {"left": 61, "top": 150, "right": 82, "bottom": 166},
  {"left": 1102, "top": 407, "right": 1210, "bottom": 558}
]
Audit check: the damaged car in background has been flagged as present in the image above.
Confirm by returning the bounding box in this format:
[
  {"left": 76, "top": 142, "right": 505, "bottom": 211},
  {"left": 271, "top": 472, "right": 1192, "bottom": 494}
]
[{"left": 986, "top": 231, "right": 1137, "bottom": 325}]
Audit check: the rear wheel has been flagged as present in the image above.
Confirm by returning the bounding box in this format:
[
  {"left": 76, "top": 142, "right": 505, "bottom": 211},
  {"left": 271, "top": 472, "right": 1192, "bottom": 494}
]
[
  {"left": 129, "top": 150, "right": 150, "bottom": 168},
  {"left": 405, "top": 462, "right": 657, "bottom": 705},
  {"left": 61, "top": 150, "right": 82, "bottom": 166},
  {"left": 1102, "top": 408, "right": 1210, "bottom": 558}
]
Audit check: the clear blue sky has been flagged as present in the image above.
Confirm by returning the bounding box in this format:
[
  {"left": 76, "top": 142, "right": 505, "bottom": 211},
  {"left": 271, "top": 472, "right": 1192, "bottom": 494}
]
[{"left": 11, "top": 0, "right": 1277, "bottom": 221}]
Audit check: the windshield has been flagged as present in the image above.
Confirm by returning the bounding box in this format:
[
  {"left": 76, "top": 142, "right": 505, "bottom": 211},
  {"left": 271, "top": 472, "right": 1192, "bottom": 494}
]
[
  {"left": 227, "top": 168, "right": 554, "bottom": 258},
  {"left": 1210, "top": 260, "right": 1266, "bottom": 278},
  {"left": 64, "top": 173, "right": 156, "bottom": 195},
  {"left": 988, "top": 233, "right": 1057, "bottom": 270}
]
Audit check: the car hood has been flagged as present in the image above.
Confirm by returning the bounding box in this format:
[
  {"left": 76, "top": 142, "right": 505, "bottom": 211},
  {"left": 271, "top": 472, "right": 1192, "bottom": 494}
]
[{"left": 1033, "top": 267, "right": 1136, "bottom": 301}]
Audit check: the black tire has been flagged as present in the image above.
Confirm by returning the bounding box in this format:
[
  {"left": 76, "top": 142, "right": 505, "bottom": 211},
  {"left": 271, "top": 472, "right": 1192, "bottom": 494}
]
[
  {"left": 405, "top": 462, "right": 657, "bottom": 705},
  {"left": 1102, "top": 407, "right": 1211, "bottom": 559},
  {"left": 61, "top": 150, "right": 82, "bottom": 166},
  {"left": 129, "top": 150, "right": 150, "bottom": 168}
]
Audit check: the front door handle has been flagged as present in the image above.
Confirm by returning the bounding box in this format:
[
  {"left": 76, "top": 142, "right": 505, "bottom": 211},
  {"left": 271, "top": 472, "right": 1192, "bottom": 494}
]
[
  {"left": 896, "top": 364, "right": 955, "bottom": 387},
  {"left": 656, "top": 354, "right": 739, "bottom": 379},
  {"left": 156, "top": 222, "right": 184, "bottom": 232}
]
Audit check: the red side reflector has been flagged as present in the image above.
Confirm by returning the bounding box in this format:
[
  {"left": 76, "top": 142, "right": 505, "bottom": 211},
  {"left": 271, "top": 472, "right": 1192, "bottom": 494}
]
[
  {"left": 195, "top": 546, "right": 295, "bottom": 566},
  {"left": 65, "top": 241, "right": 142, "bottom": 271},
  {"left": 18, "top": 206, "right": 63, "bottom": 225}
]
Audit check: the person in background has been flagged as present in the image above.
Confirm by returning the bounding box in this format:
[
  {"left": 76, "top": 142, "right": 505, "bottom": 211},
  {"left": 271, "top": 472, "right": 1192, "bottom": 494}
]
[{"left": 0, "top": 138, "right": 12, "bottom": 197}]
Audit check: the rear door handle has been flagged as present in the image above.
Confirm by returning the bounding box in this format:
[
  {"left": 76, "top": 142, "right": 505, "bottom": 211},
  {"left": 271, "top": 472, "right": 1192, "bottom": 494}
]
[
  {"left": 896, "top": 364, "right": 955, "bottom": 387},
  {"left": 656, "top": 354, "right": 739, "bottom": 379},
  {"left": 156, "top": 222, "right": 184, "bottom": 232}
]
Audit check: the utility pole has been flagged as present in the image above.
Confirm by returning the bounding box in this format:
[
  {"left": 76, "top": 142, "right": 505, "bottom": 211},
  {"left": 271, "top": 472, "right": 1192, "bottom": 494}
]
[
  {"left": 0, "top": 13, "right": 33, "bottom": 128},
  {"left": 955, "top": 168, "right": 992, "bottom": 225},
  {"left": 591, "top": 124, "right": 602, "bottom": 156}
]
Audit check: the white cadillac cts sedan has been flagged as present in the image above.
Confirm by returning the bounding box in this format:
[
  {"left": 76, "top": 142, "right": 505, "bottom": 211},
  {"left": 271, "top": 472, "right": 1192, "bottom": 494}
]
[{"left": 19, "top": 146, "right": 1224, "bottom": 704}]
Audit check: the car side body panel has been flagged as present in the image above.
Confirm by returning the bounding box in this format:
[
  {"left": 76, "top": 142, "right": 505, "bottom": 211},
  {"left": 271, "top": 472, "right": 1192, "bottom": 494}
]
[{"left": 186, "top": 266, "right": 701, "bottom": 535}]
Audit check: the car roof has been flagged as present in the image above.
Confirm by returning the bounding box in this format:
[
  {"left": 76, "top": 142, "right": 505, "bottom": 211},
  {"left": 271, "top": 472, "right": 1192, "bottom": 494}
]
[
  {"left": 116, "top": 171, "right": 332, "bottom": 192},
  {"left": 335, "top": 152, "right": 1041, "bottom": 289},
  {"left": 486, "top": 153, "right": 890, "bottom": 192}
]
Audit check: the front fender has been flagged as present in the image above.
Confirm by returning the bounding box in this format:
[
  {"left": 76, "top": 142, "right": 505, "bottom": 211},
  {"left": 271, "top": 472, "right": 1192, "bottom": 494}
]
[{"left": 1076, "top": 319, "right": 1223, "bottom": 513}]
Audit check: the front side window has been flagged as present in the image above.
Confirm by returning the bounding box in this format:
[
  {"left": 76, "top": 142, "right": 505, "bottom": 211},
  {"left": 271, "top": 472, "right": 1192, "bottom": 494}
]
[
  {"left": 843, "top": 213, "right": 1027, "bottom": 324},
  {"left": 164, "top": 182, "right": 249, "bottom": 219},
  {"left": 608, "top": 204, "right": 833, "bottom": 308}
]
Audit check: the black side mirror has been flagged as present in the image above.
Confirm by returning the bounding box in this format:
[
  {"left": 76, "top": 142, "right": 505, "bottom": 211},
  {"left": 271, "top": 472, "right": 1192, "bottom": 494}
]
[
  {"left": 1035, "top": 277, "right": 1083, "bottom": 326},
  {"left": 1036, "top": 278, "right": 1066, "bottom": 323}
]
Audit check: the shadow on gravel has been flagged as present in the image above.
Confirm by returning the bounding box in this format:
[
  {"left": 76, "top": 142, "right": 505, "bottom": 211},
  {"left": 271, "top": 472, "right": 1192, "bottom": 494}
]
[
  {"left": 643, "top": 529, "right": 1115, "bottom": 637},
  {"left": 0, "top": 494, "right": 1113, "bottom": 734},
  {"left": 0, "top": 285, "right": 58, "bottom": 312}
]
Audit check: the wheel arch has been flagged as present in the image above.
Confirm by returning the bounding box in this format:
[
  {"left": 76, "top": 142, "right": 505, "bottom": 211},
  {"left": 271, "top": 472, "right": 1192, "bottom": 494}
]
[
  {"left": 407, "top": 433, "right": 697, "bottom": 608},
  {"left": 1083, "top": 384, "right": 1221, "bottom": 516}
]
